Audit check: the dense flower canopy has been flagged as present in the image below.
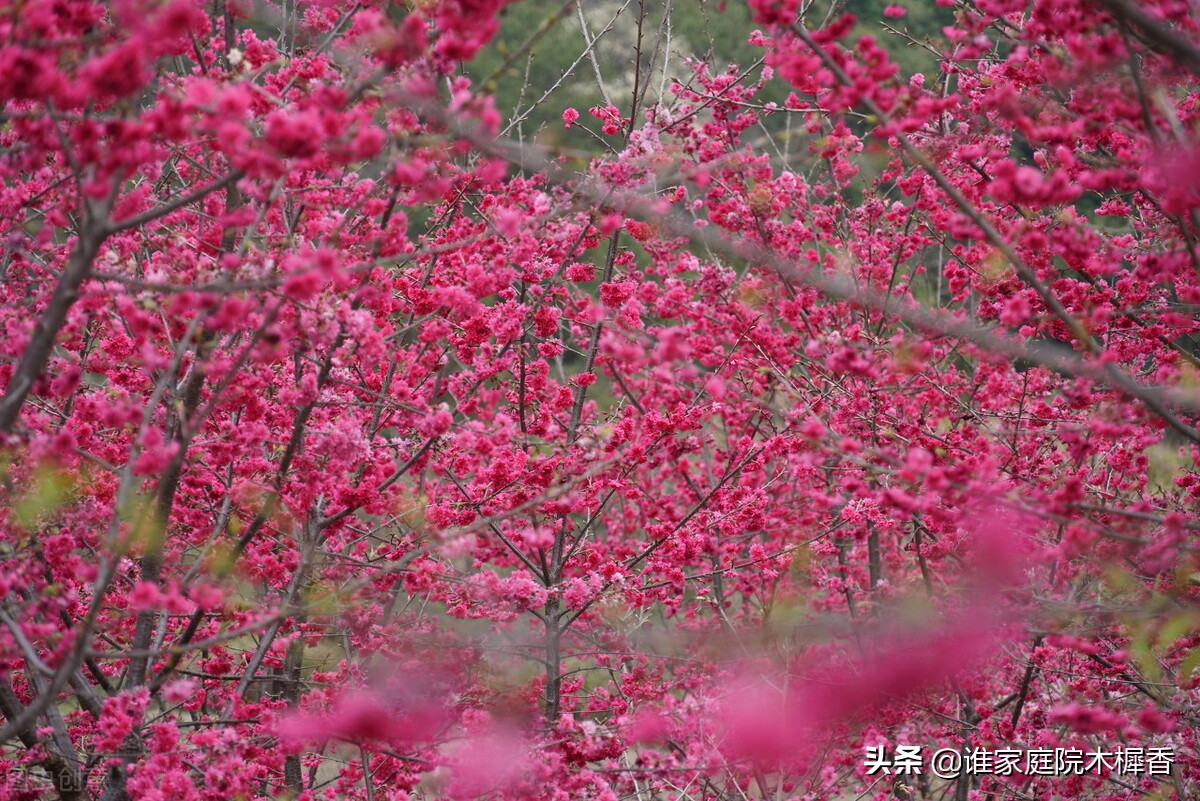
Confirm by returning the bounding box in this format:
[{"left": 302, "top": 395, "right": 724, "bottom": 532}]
[{"left": 1, "top": 0, "right": 1199, "bottom": 799}]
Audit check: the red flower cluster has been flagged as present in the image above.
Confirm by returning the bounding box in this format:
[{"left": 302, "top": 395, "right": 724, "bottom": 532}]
[{"left": 0, "top": 1, "right": 1198, "bottom": 799}]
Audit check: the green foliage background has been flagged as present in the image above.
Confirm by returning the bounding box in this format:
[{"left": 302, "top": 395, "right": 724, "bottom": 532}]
[{"left": 464, "top": 0, "right": 951, "bottom": 142}]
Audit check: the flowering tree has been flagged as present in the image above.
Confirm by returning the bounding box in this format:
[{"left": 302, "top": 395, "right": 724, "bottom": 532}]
[{"left": 1, "top": 0, "right": 1199, "bottom": 799}]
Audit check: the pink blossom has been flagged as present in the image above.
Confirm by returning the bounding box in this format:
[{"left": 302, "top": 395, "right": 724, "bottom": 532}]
[
  {"left": 0, "top": 3, "right": 1196, "bottom": 798},
  {"left": 161, "top": 679, "right": 198, "bottom": 704},
  {"left": 1049, "top": 703, "right": 1126, "bottom": 734},
  {"left": 128, "top": 582, "right": 161, "bottom": 611}
]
